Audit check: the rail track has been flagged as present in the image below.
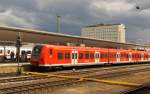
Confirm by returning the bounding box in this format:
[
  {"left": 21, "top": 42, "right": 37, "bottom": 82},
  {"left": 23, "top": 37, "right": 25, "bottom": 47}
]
[
  {"left": 0, "top": 63, "right": 149, "bottom": 84},
  {"left": 0, "top": 63, "right": 150, "bottom": 94},
  {"left": 0, "top": 75, "right": 50, "bottom": 83}
]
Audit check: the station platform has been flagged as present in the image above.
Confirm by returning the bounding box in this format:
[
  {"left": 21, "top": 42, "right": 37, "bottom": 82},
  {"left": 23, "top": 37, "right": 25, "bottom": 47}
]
[
  {"left": 0, "top": 62, "right": 30, "bottom": 67},
  {"left": 0, "top": 62, "right": 30, "bottom": 74}
]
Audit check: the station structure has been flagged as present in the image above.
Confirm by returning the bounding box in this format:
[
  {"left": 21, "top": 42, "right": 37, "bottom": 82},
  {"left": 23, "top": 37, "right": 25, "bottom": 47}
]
[{"left": 0, "top": 26, "right": 149, "bottom": 50}]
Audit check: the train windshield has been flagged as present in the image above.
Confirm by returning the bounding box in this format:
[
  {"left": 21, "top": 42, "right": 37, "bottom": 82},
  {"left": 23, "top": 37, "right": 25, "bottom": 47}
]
[{"left": 32, "top": 45, "right": 43, "bottom": 55}]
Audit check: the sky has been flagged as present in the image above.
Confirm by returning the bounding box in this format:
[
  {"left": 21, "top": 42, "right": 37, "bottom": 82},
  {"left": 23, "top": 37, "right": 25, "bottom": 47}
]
[{"left": 0, "top": 0, "right": 150, "bottom": 43}]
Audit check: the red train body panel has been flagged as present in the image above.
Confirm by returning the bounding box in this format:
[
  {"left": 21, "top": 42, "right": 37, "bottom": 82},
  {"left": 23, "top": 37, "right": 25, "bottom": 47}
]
[{"left": 31, "top": 44, "right": 150, "bottom": 67}]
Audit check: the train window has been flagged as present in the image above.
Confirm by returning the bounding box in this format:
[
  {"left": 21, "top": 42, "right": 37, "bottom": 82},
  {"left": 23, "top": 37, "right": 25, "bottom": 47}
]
[
  {"left": 79, "top": 53, "right": 83, "bottom": 59},
  {"left": 113, "top": 54, "right": 114, "bottom": 58},
  {"left": 126, "top": 54, "right": 128, "bottom": 58},
  {"left": 112, "top": 54, "right": 115, "bottom": 58},
  {"left": 65, "top": 53, "right": 70, "bottom": 59},
  {"left": 105, "top": 54, "right": 108, "bottom": 58},
  {"left": 110, "top": 54, "right": 112, "bottom": 58},
  {"left": 100, "top": 54, "right": 103, "bottom": 58},
  {"left": 121, "top": 54, "right": 124, "bottom": 58},
  {"left": 7, "top": 50, "right": 10, "bottom": 54},
  {"left": 146, "top": 55, "right": 148, "bottom": 58},
  {"left": 58, "top": 52, "right": 63, "bottom": 60},
  {"left": 132, "top": 54, "right": 134, "bottom": 58},
  {"left": 85, "top": 53, "right": 89, "bottom": 59},
  {"left": 109, "top": 54, "right": 112, "bottom": 58},
  {"left": 49, "top": 49, "right": 52, "bottom": 55},
  {"left": 133, "top": 54, "right": 135, "bottom": 58},
  {"left": 112, "top": 54, "right": 114, "bottom": 58},
  {"left": 90, "top": 53, "right": 94, "bottom": 59},
  {"left": 0, "top": 50, "right": 2, "bottom": 54},
  {"left": 139, "top": 55, "right": 141, "bottom": 58}
]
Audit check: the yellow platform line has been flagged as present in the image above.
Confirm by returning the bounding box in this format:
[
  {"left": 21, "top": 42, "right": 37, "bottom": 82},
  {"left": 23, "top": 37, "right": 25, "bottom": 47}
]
[{"left": 24, "top": 72, "right": 142, "bottom": 87}]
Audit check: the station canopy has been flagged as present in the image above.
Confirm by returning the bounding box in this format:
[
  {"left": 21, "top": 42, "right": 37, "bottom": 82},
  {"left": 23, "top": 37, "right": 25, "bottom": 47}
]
[{"left": 0, "top": 26, "right": 149, "bottom": 50}]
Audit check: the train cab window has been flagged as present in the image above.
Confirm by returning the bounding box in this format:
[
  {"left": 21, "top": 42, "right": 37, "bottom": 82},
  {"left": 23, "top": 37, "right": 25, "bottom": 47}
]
[
  {"left": 65, "top": 53, "right": 70, "bottom": 59},
  {"left": 79, "top": 53, "right": 83, "bottom": 59},
  {"left": 49, "top": 49, "right": 52, "bottom": 55},
  {"left": 32, "top": 45, "right": 43, "bottom": 55},
  {"left": 58, "top": 52, "right": 63, "bottom": 60},
  {"left": 90, "top": 53, "right": 94, "bottom": 59}
]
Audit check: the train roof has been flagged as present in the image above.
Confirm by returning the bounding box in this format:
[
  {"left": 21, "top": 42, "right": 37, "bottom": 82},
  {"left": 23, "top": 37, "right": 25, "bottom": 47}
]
[{"left": 36, "top": 44, "right": 148, "bottom": 53}]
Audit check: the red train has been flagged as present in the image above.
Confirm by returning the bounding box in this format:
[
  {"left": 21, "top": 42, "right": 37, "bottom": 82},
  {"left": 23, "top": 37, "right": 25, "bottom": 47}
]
[{"left": 31, "top": 44, "right": 150, "bottom": 67}]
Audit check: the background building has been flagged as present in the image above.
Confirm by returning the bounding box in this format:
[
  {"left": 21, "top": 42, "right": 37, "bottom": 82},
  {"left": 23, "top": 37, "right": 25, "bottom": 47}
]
[{"left": 81, "top": 24, "right": 126, "bottom": 43}]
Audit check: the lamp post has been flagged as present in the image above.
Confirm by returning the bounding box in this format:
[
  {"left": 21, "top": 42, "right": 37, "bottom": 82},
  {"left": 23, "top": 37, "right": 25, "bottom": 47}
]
[
  {"left": 56, "top": 15, "right": 61, "bottom": 33},
  {"left": 16, "top": 32, "right": 22, "bottom": 75}
]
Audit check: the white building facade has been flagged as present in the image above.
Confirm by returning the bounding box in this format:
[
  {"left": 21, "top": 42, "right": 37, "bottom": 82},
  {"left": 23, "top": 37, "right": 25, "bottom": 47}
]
[{"left": 81, "top": 24, "right": 126, "bottom": 43}]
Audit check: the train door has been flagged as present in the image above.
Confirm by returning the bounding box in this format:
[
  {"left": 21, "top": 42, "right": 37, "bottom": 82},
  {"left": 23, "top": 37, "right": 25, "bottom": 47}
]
[
  {"left": 141, "top": 53, "right": 144, "bottom": 61},
  {"left": 95, "top": 51, "right": 99, "bottom": 63},
  {"left": 72, "top": 51, "right": 78, "bottom": 65},
  {"left": 117, "top": 51, "right": 120, "bottom": 63},
  {"left": 129, "top": 52, "right": 132, "bottom": 62}
]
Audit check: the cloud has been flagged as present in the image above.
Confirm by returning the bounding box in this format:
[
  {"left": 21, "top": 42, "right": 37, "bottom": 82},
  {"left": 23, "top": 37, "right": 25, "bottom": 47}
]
[
  {"left": 0, "top": 9, "right": 37, "bottom": 28},
  {"left": 0, "top": 0, "right": 150, "bottom": 43},
  {"left": 90, "top": 0, "right": 135, "bottom": 16}
]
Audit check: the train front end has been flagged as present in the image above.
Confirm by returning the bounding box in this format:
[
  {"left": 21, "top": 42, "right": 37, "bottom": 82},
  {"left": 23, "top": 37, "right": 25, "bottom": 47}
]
[{"left": 31, "top": 45, "right": 44, "bottom": 67}]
